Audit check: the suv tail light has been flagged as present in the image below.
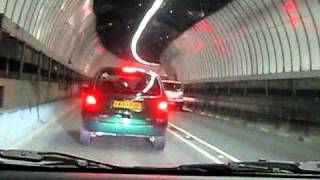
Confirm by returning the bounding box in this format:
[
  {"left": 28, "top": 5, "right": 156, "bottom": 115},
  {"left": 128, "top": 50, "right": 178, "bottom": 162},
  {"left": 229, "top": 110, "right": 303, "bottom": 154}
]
[
  {"left": 82, "top": 92, "right": 100, "bottom": 112},
  {"left": 86, "top": 95, "right": 96, "bottom": 105},
  {"left": 158, "top": 101, "right": 168, "bottom": 111}
]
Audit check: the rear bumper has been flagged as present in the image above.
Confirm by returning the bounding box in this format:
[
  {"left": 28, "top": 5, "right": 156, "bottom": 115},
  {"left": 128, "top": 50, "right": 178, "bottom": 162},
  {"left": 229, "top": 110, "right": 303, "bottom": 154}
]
[{"left": 82, "top": 117, "right": 167, "bottom": 137}]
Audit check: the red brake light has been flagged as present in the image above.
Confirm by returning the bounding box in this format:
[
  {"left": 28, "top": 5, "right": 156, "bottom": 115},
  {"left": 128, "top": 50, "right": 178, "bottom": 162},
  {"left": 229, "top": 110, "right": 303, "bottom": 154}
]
[
  {"left": 158, "top": 101, "right": 168, "bottom": 111},
  {"left": 122, "top": 67, "right": 137, "bottom": 73},
  {"left": 86, "top": 95, "right": 96, "bottom": 105}
]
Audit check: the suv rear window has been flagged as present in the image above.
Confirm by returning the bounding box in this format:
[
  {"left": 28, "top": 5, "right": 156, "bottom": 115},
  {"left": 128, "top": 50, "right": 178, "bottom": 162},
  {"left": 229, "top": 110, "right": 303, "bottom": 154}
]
[{"left": 97, "top": 71, "right": 161, "bottom": 96}]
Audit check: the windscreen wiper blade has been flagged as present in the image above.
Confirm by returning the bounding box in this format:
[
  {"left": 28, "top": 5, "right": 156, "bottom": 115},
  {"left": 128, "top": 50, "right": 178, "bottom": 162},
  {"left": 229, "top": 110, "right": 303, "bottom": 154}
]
[
  {"left": 177, "top": 160, "right": 320, "bottom": 175},
  {"left": 0, "top": 149, "right": 117, "bottom": 169},
  {"left": 176, "top": 163, "right": 231, "bottom": 175},
  {"left": 229, "top": 160, "right": 320, "bottom": 174},
  {"left": 1, "top": 150, "right": 319, "bottom": 177}
]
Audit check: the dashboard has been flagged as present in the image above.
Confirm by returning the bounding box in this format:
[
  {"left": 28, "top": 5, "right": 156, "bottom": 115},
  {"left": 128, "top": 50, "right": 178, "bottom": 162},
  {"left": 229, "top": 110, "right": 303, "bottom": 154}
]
[{"left": 0, "top": 171, "right": 316, "bottom": 180}]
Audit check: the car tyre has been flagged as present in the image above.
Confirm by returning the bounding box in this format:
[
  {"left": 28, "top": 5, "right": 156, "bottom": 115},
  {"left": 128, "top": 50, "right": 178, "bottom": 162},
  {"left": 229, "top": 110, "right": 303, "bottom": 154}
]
[
  {"left": 80, "top": 129, "right": 91, "bottom": 145},
  {"left": 152, "top": 136, "right": 165, "bottom": 150}
]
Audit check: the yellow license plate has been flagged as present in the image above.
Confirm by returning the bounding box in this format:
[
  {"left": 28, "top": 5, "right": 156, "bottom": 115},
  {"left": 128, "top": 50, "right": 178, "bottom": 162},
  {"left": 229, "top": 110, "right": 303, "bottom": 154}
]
[{"left": 112, "top": 100, "right": 142, "bottom": 111}]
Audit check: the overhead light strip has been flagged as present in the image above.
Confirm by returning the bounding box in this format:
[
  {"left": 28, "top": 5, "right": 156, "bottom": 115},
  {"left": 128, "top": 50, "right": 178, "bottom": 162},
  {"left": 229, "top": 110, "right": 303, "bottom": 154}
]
[{"left": 131, "top": 0, "right": 164, "bottom": 66}]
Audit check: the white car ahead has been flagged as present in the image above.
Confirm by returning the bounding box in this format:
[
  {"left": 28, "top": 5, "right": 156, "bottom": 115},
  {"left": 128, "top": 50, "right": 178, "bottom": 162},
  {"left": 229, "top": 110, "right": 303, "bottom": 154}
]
[{"left": 161, "top": 80, "right": 184, "bottom": 111}]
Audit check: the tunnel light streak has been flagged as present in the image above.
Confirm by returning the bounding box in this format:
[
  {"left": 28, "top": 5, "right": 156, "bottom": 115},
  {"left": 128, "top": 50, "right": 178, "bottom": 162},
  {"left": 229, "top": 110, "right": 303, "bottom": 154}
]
[
  {"left": 287, "top": 15, "right": 299, "bottom": 28},
  {"left": 60, "top": 1, "right": 66, "bottom": 10},
  {"left": 84, "top": 64, "right": 90, "bottom": 73},
  {"left": 283, "top": 0, "right": 296, "bottom": 12},
  {"left": 282, "top": 0, "right": 299, "bottom": 29},
  {"left": 82, "top": 0, "right": 93, "bottom": 19},
  {"left": 131, "top": 0, "right": 163, "bottom": 66},
  {"left": 83, "top": 0, "right": 91, "bottom": 7}
]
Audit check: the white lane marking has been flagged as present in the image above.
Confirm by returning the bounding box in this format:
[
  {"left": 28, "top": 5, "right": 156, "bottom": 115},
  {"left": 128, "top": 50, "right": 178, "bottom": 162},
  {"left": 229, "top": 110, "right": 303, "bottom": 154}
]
[
  {"left": 169, "top": 122, "right": 240, "bottom": 162},
  {"left": 11, "top": 103, "right": 78, "bottom": 149},
  {"left": 168, "top": 129, "right": 222, "bottom": 163},
  {"left": 182, "top": 107, "right": 193, "bottom": 112}
]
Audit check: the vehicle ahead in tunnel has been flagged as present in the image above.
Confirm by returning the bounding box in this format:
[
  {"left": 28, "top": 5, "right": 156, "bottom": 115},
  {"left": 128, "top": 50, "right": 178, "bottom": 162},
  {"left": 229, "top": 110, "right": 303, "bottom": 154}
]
[
  {"left": 161, "top": 80, "right": 184, "bottom": 111},
  {"left": 80, "top": 67, "right": 168, "bottom": 149},
  {"left": 3, "top": 0, "right": 320, "bottom": 179}
]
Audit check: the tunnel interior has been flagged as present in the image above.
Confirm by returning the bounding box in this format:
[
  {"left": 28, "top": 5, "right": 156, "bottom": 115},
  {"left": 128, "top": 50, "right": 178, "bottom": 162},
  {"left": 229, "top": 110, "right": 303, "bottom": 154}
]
[{"left": 0, "top": 0, "right": 320, "bottom": 167}]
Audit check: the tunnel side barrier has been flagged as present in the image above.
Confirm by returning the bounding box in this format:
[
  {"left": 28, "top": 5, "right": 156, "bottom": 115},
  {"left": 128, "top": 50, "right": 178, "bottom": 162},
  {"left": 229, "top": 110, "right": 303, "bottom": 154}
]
[
  {"left": 0, "top": 5, "right": 90, "bottom": 147},
  {"left": 0, "top": 14, "right": 89, "bottom": 111},
  {"left": 183, "top": 77, "right": 320, "bottom": 136},
  {"left": 0, "top": 25, "right": 83, "bottom": 83}
]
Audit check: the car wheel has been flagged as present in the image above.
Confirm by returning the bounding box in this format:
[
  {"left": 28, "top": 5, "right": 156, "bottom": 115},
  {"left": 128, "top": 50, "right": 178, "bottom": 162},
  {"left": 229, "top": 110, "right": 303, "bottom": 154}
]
[
  {"left": 151, "top": 136, "right": 165, "bottom": 150},
  {"left": 80, "top": 129, "right": 91, "bottom": 145}
]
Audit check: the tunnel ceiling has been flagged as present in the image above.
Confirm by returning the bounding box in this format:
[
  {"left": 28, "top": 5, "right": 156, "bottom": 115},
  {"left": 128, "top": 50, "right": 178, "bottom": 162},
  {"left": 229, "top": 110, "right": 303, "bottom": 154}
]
[
  {"left": 93, "top": 0, "right": 231, "bottom": 64},
  {"left": 162, "top": 0, "right": 320, "bottom": 82}
]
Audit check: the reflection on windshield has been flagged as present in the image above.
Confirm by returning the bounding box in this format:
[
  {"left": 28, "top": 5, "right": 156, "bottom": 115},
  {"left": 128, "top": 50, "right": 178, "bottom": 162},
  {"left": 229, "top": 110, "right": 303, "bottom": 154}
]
[{"left": 98, "top": 73, "right": 160, "bottom": 96}]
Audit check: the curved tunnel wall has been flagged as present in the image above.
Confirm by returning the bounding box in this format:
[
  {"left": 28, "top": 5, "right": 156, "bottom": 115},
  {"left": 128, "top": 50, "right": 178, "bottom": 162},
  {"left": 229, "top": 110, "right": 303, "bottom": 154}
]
[
  {"left": 0, "top": 0, "right": 125, "bottom": 77},
  {"left": 162, "top": 0, "right": 320, "bottom": 82}
]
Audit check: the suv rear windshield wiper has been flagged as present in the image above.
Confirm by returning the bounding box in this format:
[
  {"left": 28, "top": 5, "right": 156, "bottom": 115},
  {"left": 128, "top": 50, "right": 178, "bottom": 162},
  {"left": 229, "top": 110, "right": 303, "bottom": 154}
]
[{"left": 0, "top": 149, "right": 117, "bottom": 170}]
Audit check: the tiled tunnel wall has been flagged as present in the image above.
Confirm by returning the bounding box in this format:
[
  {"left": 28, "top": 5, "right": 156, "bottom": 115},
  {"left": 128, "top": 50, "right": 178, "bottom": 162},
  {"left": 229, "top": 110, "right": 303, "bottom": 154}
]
[
  {"left": 161, "top": 0, "right": 320, "bottom": 132},
  {"left": 0, "top": 0, "right": 113, "bottom": 76},
  {"left": 162, "top": 0, "right": 320, "bottom": 82},
  {"left": 0, "top": 0, "right": 92, "bottom": 110}
]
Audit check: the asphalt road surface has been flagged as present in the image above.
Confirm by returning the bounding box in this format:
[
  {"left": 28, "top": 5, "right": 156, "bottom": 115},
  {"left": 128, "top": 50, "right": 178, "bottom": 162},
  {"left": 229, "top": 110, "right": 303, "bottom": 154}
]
[{"left": 16, "top": 104, "right": 320, "bottom": 167}]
